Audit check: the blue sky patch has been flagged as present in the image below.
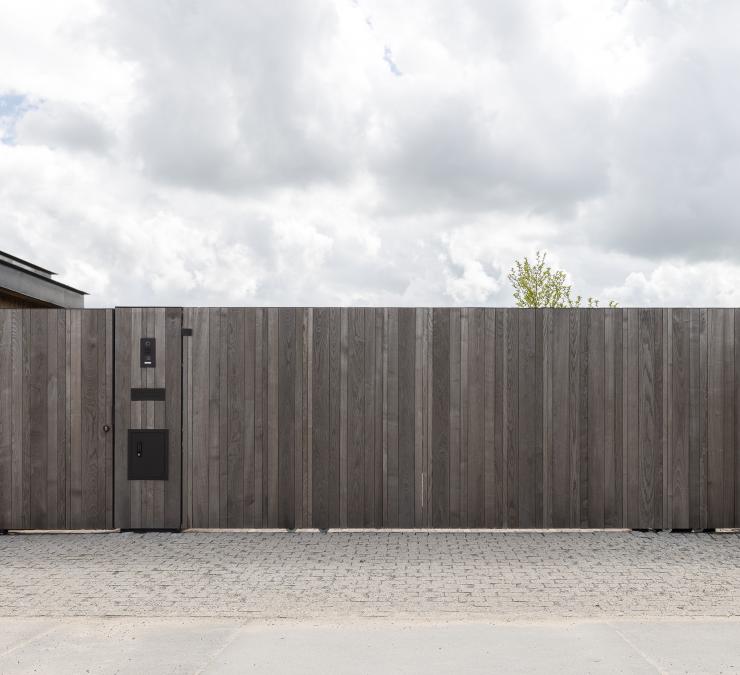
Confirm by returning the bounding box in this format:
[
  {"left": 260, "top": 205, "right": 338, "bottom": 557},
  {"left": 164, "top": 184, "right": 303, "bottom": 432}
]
[
  {"left": 0, "top": 93, "right": 33, "bottom": 145},
  {"left": 383, "top": 47, "right": 402, "bottom": 77}
]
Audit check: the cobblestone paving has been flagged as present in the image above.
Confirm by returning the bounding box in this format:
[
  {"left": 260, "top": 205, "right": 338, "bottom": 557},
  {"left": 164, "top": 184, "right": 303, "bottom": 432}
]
[{"left": 1, "top": 531, "right": 739, "bottom": 619}]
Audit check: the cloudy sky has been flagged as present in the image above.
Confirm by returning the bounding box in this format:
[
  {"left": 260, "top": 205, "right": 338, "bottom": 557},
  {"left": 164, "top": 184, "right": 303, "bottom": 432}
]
[{"left": 1, "top": 0, "right": 739, "bottom": 307}]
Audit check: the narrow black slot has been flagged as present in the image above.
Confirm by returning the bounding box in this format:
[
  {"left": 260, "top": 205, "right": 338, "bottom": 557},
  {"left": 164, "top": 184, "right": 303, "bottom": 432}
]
[{"left": 131, "top": 387, "right": 166, "bottom": 401}]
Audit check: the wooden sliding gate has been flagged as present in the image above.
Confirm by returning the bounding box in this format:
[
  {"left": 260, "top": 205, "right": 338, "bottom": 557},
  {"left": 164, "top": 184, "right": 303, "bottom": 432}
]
[
  {"left": 181, "top": 307, "right": 740, "bottom": 530},
  {"left": 1, "top": 307, "right": 740, "bottom": 530}
]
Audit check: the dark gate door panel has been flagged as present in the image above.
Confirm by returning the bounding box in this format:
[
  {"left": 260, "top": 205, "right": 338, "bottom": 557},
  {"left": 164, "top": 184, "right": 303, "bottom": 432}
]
[
  {"left": 0, "top": 309, "right": 113, "bottom": 530},
  {"left": 114, "top": 308, "right": 181, "bottom": 529}
]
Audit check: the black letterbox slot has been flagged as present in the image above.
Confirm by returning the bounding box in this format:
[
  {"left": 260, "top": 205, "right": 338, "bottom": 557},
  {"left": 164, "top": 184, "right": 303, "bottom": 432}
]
[
  {"left": 131, "top": 388, "right": 166, "bottom": 401},
  {"left": 128, "top": 429, "right": 168, "bottom": 481}
]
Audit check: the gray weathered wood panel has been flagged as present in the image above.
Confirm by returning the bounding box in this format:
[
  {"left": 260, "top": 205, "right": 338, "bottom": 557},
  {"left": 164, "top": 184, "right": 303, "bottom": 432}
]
[
  {"left": 0, "top": 309, "right": 112, "bottom": 530},
  {"left": 115, "top": 307, "right": 180, "bottom": 529}
]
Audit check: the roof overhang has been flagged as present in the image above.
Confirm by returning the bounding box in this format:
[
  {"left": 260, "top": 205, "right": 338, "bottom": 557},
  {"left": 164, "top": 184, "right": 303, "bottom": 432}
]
[{"left": 0, "top": 258, "right": 87, "bottom": 308}]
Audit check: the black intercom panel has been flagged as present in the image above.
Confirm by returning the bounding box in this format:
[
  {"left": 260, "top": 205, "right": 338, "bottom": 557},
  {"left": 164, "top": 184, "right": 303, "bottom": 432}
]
[
  {"left": 128, "top": 429, "right": 168, "bottom": 481},
  {"left": 140, "top": 337, "right": 156, "bottom": 368}
]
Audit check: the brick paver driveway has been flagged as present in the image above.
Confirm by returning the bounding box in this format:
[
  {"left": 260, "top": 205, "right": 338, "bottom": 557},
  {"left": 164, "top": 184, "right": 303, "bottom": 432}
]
[{"left": 1, "top": 531, "right": 739, "bottom": 620}]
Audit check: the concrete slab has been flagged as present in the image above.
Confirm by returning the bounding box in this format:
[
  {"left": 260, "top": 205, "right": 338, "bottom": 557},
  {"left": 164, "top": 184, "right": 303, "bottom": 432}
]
[
  {"left": 0, "top": 619, "right": 58, "bottom": 656},
  {"left": 204, "top": 621, "right": 654, "bottom": 674},
  {"left": 0, "top": 618, "right": 239, "bottom": 675},
  {"left": 5, "top": 618, "right": 738, "bottom": 674},
  {"left": 613, "top": 620, "right": 740, "bottom": 674}
]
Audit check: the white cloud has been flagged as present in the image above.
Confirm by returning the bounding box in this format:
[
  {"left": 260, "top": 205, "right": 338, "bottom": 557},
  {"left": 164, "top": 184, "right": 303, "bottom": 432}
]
[
  {"left": 0, "top": 0, "right": 739, "bottom": 307},
  {"left": 608, "top": 261, "right": 740, "bottom": 307},
  {"left": 15, "top": 101, "right": 113, "bottom": 152}
]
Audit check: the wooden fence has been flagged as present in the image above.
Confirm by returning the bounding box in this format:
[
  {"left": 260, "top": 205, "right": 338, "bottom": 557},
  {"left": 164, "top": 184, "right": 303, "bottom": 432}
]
[{"left": 1, "top": 307, "right": 738, "bottom": 530}]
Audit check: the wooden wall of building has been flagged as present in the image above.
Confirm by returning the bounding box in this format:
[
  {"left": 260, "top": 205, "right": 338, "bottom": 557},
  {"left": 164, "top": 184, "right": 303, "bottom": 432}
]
[{"left": 0, "top": 290, "right": 54, "bottom": 309}]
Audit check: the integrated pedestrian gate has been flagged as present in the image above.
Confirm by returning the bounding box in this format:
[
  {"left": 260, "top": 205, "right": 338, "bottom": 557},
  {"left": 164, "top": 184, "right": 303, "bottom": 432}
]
[
  {"left": 2, "top": 307, "right": 740, "bottom": 531},
  {"left": 113, "top": 308, "right": 181, "bottom": 529}
]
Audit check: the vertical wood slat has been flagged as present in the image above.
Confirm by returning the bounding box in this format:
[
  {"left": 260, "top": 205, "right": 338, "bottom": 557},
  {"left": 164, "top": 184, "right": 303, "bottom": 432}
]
[
  {"left": 541, "top": 309, "right": 552, "bottom": 528},
  {"left": 338, "top": 308, "right": 347, "bottom": 528},
  {"left": 460, "top": 308, "right": 469, "bottom": 527},
  {"left": 207, "top": 308, "right": 221, "bottom": 527},
  {"left": 484, "top": 308, "right": 500, "bottom": 527},
  {"left": 96, "top": 310, "right": 108, "bottom": 527},
  {"left": 707, "top": 309, "right": 735, "bottom": 527},
  {"left": 386, "top": 308, "right": 399, "bottom": 528},
  {"left": 0, "top": 311, "right": 12, "bottom": 526},
  {"left": 735, "top": 309, "right": 740, "bottom": 527},
  {"left": 254, "top": 309, "right": 264, "bottom": 528},
  {"left": 397, "top": 308, "right": 415, "bottom": 527},
  {"left": 128, "top": 309, "right": 141, "bottom": 528},
  {"left": 654, "top": 308, "right": 665, "bottom": 530},
  {"left": 638, "top": 308, "right": 655, "bottom": 529},
  {"left": 365, "top": 308, "right": 377, "bottom": 527},
  {"left": 69, "top": 310, "right": 82, "bottom": 528},
  {"left": 265, "top": 309, "right": 277, "bottom": 527},
  {"left": 182, "top": 308, "right": 192, "bottom": 528},
  {"left": 312, "top": 308, "right": 331, "bottom": 529},
  {"left": 449, "top": 308, "right": 461, "bottom": 527},
  {"left": 164, "top": 307, "right": 181, "bottom": 529},
  {"left": 551, "top": 310, "right": 570, "bottom": 527},
  {"left": 218, "top": 308, "right": 228, "bottom": 528},
  {"left": 517, "top": 309, "right": 536, "bottom": 528},
  {"left": 138, "top": 309, "right": 149, "bottom": 526},
  {"left": 193, "top": 308, "right": 210, "bottom": 527},
  {"left": 345, "top": 308, "right": 363, "bottom": 527},
  {"left": 47, "top": 310, "right": 58, "bottom": 528},
  {"left": 604, "top": 308, "right": 623, "bottom": 528},
  {"left": 143, "top": 309, "right": 156, "bottom": 526},
  {"left": 11, "top": 310, "right": 24, "bottom": 526},
  {"left": 376, "top": 309, "right": 386, "bottom": 528},
  {"left": 467, "top": 308, "right": 485, "bottom": 527},
  {"left": 431, "top": 308, "right": 450, "bottom": 527},
  {"left": 245, "top": 308, "right": 257, "bottom": 528},
  {"left": 414, "top": 309, "right": 423, "bottom": 527},
  {"left": 578, "top": 309, "right": 589, "bottom": 528},
  {"left": 278, "top": 308, "right": 295, "bottom": 529},
  {"left": 288, "top": 309, "right": 304, "bottom": 528},
  {"left": 625, "top": 309, "right": 639, "bottom": 528},
  {"left": 330, "top": 308, "right": 342, "bottom": 528},
  {"left": 672, "top": 309, "right": 690, "bottom": 528},
  {"left": 534, "top": 309, "right": 544, "bottom": 528},
  {"left": 152, "top": 308, "right": 166, "bottom": 526},
  {"left": 29, "top": 309, "right": 48, "bottom": 528},
  {"left": 306, "top": 308, "right": 313, "bottom": 528},
  {"left": 587, "top": 310, "right": 605, "bottom": 528},
  {"left": 504, "top": 309, "right": 518, "bottom": 527}
]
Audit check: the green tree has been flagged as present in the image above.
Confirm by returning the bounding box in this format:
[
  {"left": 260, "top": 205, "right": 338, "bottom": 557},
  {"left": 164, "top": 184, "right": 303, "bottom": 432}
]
[{"left": 508, "top": 251, "right": 617, "bottom": 308}]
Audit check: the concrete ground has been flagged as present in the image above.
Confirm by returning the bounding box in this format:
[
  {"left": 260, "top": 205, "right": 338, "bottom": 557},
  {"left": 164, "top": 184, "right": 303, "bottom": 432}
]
[
  {"left": 1, "top": 530, "right": 739, "bottom": 672},
  {"left": 2, "top": 617, "right": 740, "bottom": 674}
]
